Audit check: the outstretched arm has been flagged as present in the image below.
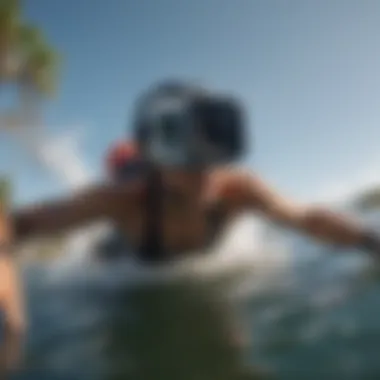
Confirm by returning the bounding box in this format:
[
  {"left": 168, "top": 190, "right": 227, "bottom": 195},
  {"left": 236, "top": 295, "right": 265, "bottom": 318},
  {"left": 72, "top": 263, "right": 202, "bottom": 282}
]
[
  {"left": 12, "top": 184, "right": 113, "bottom": 243},
  {"left": 221, "top": 170, "right": 378, "bottom": 252}
]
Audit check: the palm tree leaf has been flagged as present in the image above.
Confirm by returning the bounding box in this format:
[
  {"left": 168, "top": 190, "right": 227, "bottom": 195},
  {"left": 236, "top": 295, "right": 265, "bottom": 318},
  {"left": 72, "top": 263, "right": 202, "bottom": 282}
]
[
  {"left": 23, "top": 42, "right": 59, "bottom": 96},
  {"left": 0, "top": 0, "right": 21, "bottom": 80},
  {"left": 16, "top": 23, "right": 60, "bottom": 97}
]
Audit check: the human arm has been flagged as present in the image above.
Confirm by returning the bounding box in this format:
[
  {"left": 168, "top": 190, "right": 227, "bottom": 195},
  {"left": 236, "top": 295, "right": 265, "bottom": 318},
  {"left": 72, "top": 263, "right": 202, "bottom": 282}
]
[
  {"left": 11, "top": 184, "right": 111, "bottom": 243},
  {"left": 219, "top": 170, "right": 378, "bottom": 252},
  {"left": 11, "top": 181, "right": 141, "bottom": 244},
  {"left": 0, "top": 216, "right": 25, "bottom": 373},
  {"left": 0, "top": 253, "right": 25, "bottom": 373}
]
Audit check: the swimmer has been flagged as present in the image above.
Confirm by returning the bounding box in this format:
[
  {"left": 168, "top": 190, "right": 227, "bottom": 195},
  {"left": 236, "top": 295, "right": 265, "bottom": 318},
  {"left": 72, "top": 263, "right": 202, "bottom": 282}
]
[
  {"left": 11, "top": 80, "right": 380, "bottom": 262},
  {"left": 10, "top": 80, "right": 380, "bottom": 378}
]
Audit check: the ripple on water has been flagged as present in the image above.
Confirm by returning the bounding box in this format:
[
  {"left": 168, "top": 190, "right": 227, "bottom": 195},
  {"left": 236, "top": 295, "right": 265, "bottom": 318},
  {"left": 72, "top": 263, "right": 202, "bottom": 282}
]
[{"left": 14, "top": 228, "right": 380, "bottom": 380}]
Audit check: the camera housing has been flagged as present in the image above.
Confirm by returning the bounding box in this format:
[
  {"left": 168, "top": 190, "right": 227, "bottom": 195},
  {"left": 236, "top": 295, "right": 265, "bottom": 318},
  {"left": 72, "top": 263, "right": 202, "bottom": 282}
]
[{"left": 133, "top": 82, "right": 247, "bottom": 168}]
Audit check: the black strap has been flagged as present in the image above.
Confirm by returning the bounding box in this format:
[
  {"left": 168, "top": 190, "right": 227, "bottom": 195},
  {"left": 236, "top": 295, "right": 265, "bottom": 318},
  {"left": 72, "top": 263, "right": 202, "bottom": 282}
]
[
  {"left": 204, "top": 201, "right": 225, "bottom": 247},
  {"left": 138, "top": 166, "right": 165, "bottom": 262}
]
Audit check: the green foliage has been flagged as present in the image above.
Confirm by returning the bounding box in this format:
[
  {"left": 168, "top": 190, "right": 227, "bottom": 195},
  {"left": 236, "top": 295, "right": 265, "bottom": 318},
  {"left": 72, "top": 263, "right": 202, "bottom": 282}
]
[
  {"left": 0, "top": 0, "right": 21, "bottom": 34},
  {"left": 18, "top": 24, "right": 60, "bottom": 96},
  {"left": 0, "top": 0, "right": 20, "bottom": 35},
  {"left": 0, "top": 0, "right": 60, "bottom": 97}
]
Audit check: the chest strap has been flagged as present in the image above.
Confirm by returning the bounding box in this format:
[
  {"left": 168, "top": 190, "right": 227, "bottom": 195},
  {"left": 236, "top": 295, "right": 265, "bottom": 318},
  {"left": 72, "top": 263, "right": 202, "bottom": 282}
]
[{"left": 138, "top": 166, "right": 166, "bottom": 262}]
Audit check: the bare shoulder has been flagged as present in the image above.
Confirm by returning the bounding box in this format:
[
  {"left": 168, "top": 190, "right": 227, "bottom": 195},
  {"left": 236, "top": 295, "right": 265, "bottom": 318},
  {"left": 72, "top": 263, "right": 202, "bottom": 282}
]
[
  {"left": 207, "top": 167, "right": 305, "bottom": 225},
  {"left": 206, "top": 166, "right": 266, "bottom": 206}
]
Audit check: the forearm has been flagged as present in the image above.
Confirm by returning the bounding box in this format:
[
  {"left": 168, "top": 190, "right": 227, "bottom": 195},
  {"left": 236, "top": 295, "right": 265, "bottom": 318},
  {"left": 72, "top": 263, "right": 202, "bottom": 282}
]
[
  {"left": 301, "top": 207, "right": 376, "bottom": 250},
  {"left": 12, "top": 185, "right": 109, "bottom": 242},
  {"left": 12, "top": 201, "right": 80, "bottom": 242}
]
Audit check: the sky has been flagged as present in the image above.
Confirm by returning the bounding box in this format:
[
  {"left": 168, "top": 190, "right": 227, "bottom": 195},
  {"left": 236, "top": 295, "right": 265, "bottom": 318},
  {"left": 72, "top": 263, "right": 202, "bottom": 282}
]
[{"left": 2, "top": 0, "right": 380, "bottom": 205}]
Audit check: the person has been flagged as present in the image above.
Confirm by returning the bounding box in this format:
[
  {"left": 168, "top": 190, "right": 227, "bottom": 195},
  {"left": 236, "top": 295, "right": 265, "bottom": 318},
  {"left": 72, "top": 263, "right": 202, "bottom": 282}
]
[
  {"left": 11, "top": 80, "right": 380, "bottom": 262},
  {"left": 0, "top": 204, "right": 25, "bottom": 373},
  {"left": 10, "top": 80, "right": 380, "bottom": 379}
]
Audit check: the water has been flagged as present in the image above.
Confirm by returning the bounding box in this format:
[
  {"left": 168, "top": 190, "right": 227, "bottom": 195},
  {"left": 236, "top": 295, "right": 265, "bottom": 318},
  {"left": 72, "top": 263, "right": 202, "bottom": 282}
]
[{"left": 9, "top": 224, "right": 380, "bottom": 380}]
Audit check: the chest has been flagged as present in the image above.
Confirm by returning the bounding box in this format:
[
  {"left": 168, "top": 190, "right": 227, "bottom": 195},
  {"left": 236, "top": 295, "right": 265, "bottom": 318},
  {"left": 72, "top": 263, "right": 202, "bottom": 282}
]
[
  {"left": 125, "top": 187, "right": 206, "bottom": 232},
  {"left": 121, "top": 184, "right": 225, "bottom": 238},
  {"left": 114, "top": 175, "right": 233, "bottom": 254}
]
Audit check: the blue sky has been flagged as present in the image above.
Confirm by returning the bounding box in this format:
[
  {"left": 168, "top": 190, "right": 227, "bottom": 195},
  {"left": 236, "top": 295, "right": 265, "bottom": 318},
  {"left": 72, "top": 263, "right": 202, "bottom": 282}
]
[{"left": 2, "top": 0, "right": 380, "bottom": 205}]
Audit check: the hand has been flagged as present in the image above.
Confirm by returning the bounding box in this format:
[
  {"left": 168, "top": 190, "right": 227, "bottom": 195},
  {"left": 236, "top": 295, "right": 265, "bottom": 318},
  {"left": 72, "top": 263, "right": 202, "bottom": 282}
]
[
  {"left": 0, "top": 325, "right": 25, "bottom": 373},
  {"left": 359, "top": 230, "right": 380, "bottom": 257}
]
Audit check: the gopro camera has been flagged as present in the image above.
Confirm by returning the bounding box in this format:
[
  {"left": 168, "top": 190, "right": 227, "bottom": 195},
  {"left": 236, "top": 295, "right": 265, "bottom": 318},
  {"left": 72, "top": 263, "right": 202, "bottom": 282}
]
[{"left": 133, "top": 82, "right": 247, "bottom": 168}]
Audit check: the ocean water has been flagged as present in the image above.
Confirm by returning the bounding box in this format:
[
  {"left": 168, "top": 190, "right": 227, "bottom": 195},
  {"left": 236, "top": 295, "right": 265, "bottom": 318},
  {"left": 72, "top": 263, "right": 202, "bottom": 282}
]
[{"left": 9, "top": 218, "right": 380, "bottom": 380}]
